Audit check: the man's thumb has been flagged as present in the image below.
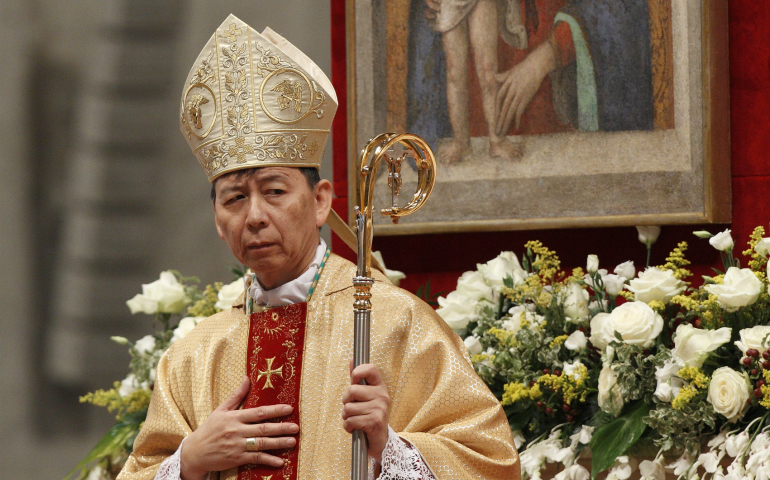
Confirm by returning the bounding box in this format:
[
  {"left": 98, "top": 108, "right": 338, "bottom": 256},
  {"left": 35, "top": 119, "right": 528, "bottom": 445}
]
[{"left": 220, "top": 375, "right": 250, "bottom": 410}]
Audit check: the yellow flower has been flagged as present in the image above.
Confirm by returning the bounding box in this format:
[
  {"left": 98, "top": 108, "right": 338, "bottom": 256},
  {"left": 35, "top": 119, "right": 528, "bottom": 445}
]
[
  {"left": 618, "top": 290, "right": 634, "bottom": 301},
  {"left": 501, "top": 382, "right": 543, "bottom": 406},
  {"left": 672, "top": 384, "right": 698, "bottom": 410},
  {"left": 659, "top": 242, "right": 692, "bottom": 280},
  {"left": 677, "top": 367, "right": 710, "bottom": 389},
  {"left": 488, "top": 328, "right": 516, "bottom": 347},
  {"left": 742, "top": 226, "right": 768, "bottom": 274},
  {"left": 647, "top": 300, "right": 666, "bottom": 312},
  {"left": 761, "top": 371, "right": 770, "bottom": 409},
  {"left": 538, "top": 364, "right": 589, "bottom": 405},
  {"left": 672, "top": 294, "right": 700, "bottom": 311},
  {"left": 550, "top": 335, "right": 569, "bottom": 348}
]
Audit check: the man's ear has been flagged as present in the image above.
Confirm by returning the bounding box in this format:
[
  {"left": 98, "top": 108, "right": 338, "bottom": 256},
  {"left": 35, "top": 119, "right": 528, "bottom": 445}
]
[{"left": 314, "top": 179, "right": 333, "bottom": 228}]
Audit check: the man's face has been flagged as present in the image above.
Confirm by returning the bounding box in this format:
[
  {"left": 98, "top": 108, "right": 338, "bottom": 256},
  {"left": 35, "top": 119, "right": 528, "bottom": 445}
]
[{"left": 213, "top": 167, "right": 332, "bottom": 290}]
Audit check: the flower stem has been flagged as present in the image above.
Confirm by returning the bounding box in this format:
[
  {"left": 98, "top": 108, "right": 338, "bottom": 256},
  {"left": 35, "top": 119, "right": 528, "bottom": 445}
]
[{"left": 646, "top": 245, "right": 652, "bottom": 269}]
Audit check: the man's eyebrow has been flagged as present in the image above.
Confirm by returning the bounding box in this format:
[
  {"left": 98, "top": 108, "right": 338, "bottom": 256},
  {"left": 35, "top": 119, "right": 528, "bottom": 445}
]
[{"left": 256, "top": 173, "right": 290, "bottom": 183}]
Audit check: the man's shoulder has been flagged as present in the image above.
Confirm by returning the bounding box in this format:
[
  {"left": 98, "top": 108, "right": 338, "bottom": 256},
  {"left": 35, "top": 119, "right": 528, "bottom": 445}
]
[{"left": 166, "top": 308, "right": 247, "bottom": 358}]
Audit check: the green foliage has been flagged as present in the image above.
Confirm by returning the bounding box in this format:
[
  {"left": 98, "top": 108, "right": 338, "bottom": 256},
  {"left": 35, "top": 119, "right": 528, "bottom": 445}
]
[{"left": 590, "top": 401, "right": 652, "bottom": 479}]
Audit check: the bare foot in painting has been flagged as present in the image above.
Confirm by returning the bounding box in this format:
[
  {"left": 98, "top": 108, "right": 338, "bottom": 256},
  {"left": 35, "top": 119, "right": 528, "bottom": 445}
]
[
  {"left": 489, "top": 138, "right": 523, "bottom": 160},
  {"left": 439, "top": 139, "right": 470, "bottom": 165}
]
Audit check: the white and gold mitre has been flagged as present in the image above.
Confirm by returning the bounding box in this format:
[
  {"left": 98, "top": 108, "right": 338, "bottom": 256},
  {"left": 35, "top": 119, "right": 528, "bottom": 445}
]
[{"left": 180, "top": 14, "right": 338, "bottom": 182}]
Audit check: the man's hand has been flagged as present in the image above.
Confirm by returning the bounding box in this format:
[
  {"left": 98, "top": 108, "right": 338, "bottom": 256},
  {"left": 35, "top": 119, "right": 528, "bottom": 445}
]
[
  {"left": 495, "top": 38, "right": 559, "bottom": 136},
  {"left": 342, "top": 362, "right": 391, "bottom": 463},
  {"left": 180, "top": 376, "right": 298, "bottom": 480}
]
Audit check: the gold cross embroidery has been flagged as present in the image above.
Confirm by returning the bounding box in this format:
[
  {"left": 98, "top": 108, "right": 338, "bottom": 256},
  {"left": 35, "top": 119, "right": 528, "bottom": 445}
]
[
  {"left": 261, "top": 476, "right": 273, "bottom": 480},
  {"left": 257, "top": 357, "right": 283, "bottom": 389},
  {"left": 223, "top": 23, "right": 242, "bottom": 42},
  {"left": 229, "top": 136, "right": 254, "bottom": 163}
]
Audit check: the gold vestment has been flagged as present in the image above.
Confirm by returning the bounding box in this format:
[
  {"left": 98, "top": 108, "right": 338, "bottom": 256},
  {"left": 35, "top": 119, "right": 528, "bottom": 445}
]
[{"left": 118, "top": 254, "right": 519, "bottom": 479}]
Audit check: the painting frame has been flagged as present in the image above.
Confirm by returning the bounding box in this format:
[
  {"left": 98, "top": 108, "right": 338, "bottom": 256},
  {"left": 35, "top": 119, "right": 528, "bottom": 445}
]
[{"left": 345, "top": 0, "right": 730, "bottom": 236}]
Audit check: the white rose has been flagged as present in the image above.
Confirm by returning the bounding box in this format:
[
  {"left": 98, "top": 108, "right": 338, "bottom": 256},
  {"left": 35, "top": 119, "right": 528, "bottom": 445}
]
[
  {"left": 734, "top": 325, "right": 770, "bottom": 356},
  {"left": 754, "top": 238, "right": 770, "bottom": 256},
  {"left": 626, "top": 268, "right": 685, "bottom": 304},
  {"left": 708, "top": 367, "right": 750, "bottom": 423},
  {"left": 705, "top": 267, "right": 763, "bottom": 312},
  {"left": 603, "top": 274, "right": 627, "bottom": 297},
  {"left": 590, "top": 302, "right": 663, "bottom": 349},
  {"left": 587, "top": 255, "right": 600, "bottom": 274},
  {"left": 598, "top": 365, "right": 624, "bottom": 415},
  {"left": 709, "top": 228, "right": 734, "bottom": 251},
  {"left": 464, "top": 336, "right": 483, "bottom": 355},
  {"left": 126, "top": 271, "right": 188, "bottom": 315},
  {"left": 478, "top": 251, "right": 527, "bottom": 289},
  {"left": 436, "top": 291, "right": 476, "bottom": 330},
  {"left": 455, "top": 270, "right": 494, "bottom": 302},
  {"left": 170, "top": 316, "right": 204, "bottom": 344},
  {"left": 215, "top": 278, "right": 245, "bottom": 311},
  {"left": 672, "top": 324, "right": 732, "bottom": 368},
  {"left": 134, "top": 334, "right": 156, "bottom": 355},
  {"left": 637, "top": 226, "right": 661, "bottom": 246},
  {"left": 614, "top": 261, "right": 635, "bottom": 282},
  {"left": 563, "top": 282, "right": 589, "bottom": 322},
  {"left": 564, "top": 330, "right": 587, "bottom": 350},
  {"left": 589, "top": 313, "right": 613, "bottom": 350}
]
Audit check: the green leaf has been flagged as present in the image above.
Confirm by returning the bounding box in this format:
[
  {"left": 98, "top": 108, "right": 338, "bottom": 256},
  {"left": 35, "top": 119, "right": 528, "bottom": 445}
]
[
  {"left": 64, "top": 421, "right": 139, "bottom": 480},
  {"left": 589, "top": 401, "right": 651, "bottom": 479}
]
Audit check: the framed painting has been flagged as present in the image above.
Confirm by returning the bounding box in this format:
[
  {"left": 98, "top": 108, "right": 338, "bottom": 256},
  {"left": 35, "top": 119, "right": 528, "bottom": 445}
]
[{"left": 345, "top": 0, "right": 730, "bottom": 235}]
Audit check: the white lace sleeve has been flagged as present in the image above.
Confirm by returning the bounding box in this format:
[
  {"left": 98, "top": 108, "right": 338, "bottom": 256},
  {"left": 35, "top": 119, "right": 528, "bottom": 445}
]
[
  {"left": 153, "top": 438, "right": 209, "bottom": 480},
  {"left": 370, "top": 426, "right": 436, "bottom": 480}
]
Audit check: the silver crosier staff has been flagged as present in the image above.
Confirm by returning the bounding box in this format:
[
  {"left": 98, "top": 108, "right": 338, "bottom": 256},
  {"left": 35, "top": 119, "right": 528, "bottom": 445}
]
[{"left": 351, "top": 133, "right": 437, "bottom": 480}]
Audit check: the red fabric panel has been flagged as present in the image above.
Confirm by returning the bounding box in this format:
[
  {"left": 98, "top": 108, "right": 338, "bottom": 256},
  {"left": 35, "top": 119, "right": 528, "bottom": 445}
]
[
  {"left": 731, "top": 176, "right": 770, "bottom": 246},
  {"left": 330, "top": 0, "right": 348, "bottom": 198},
  {"left": 239, "top": 304, "right": 307, "bottom": 480},
  {"left": 728, "top": 0, "right": 770, "bottom": 177}
]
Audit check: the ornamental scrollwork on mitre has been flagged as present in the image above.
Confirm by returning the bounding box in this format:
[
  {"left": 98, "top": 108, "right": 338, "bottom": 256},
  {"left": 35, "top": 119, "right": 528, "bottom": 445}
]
[
  {"left": 254, "top": 134, "right": 318, "bottom": 161},
  {"left": 309, "top": 80, "right": 325, "bottom": 119},
  {"left": 254, "top": 42, "right": 292, "bottom": 77},
  {"left": 201, "top": 140, "right": 230, "bottom": 177}
]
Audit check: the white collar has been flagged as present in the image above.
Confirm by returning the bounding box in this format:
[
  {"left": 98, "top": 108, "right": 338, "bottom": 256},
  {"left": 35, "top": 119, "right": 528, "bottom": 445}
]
[{"left": 248, "top": 239, "right": 327, "bottom": 307}]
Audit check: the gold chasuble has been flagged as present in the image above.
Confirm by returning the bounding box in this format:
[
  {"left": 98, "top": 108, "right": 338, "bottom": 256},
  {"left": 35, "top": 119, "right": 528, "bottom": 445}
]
[{"left": 118, "top": 254, "right": 519, "bottom": 480}]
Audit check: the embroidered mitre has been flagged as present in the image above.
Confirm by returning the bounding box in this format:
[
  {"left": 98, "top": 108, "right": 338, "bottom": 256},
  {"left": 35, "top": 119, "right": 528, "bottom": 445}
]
[{"left": 180, "top": 14, "right": 337, "bottom": 182}]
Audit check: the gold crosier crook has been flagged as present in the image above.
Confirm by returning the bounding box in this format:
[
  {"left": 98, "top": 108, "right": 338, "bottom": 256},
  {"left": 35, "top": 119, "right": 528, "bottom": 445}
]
[{"left": 350, "top": 133, "right": 437, "bottom": 480}]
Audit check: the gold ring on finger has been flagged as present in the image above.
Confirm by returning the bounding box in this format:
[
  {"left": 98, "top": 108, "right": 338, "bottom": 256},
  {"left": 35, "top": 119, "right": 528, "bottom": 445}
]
[{"left": 245, "top": 437, "right": 259, "bottom": 451}]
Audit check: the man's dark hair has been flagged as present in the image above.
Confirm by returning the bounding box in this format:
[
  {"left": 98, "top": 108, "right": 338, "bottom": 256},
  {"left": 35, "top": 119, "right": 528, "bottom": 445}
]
[{"left": 210, "top": 167, "right": 321, "bottom": 201}]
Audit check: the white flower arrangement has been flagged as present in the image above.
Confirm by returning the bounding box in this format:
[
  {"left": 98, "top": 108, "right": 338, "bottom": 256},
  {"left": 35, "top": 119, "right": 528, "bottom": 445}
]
[
  {"left": 436, "top": 227, "right": 770, "bottom": 480},
  {"left": 68, "top": 270, "right": 245, "bottom": 480}
]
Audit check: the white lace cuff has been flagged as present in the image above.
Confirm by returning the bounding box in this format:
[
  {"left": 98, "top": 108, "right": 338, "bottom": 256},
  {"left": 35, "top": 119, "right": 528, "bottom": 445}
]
[
  {"left": 153, "top": 438, "right": 209, "bottom": 480},
  {"left": 370, "top": 426, "right": 436, "bottom": 480}
]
